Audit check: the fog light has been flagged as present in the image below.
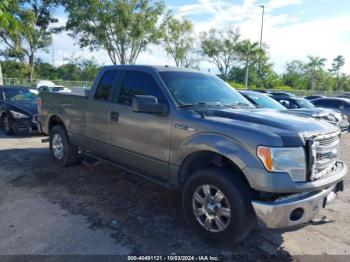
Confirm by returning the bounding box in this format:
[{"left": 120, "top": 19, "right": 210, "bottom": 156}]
[{"left": 290, "top": 208, "right": 304, "bottom": 222}]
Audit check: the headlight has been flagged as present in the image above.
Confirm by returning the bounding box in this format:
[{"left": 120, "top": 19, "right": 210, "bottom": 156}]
[
  {"left": 9, "top": 110, "right": 29, "bottom": 119},
  {"left": 257, "top": 146, "right": 306, "bottom": 182},
  {"left": 326, "top": 115, "right": 336, "bottom": 122}
]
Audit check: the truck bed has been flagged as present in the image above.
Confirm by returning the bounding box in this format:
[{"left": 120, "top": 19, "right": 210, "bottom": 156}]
[{"left": 39, "top": 92, "right": 86, "bottom": 136}]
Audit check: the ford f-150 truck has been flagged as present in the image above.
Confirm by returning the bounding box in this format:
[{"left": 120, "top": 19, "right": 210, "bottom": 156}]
[{"left": 39, "top": 65, "right": 347, "bottom": 243}]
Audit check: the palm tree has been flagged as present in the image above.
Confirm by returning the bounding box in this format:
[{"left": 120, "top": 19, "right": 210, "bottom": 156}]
[
  {"left": 307, "top": 56, "right": 326, "bottom": 89},
  {"left": 236, "top": 40, "right": 263, "bottom": 89}
]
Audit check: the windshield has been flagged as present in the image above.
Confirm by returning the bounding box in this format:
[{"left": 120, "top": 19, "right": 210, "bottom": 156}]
[
  {"left": 244, "top": 92, "right": 286, "bottom": 110},
  {"left": 3, "top": 89, "right": 38, "bottom": 103},
  {"left": 159, "top": 71, "right": 253, "bottom": 108},
  {"left": 52, "top": 87, "right": 64, "bottom": 92},
  {"left": 295, "top": 99, "right": 315, "bottom": 109}
]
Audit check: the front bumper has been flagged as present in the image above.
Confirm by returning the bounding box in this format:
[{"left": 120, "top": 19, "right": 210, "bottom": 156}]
[
  {"left": 243, "top": 161, "right": 347, "bottom": 193},
  {"left": 252, "top": 182, "right": 342, "bottom": 228},
  {"left": 9, "top": 117, "right": 40, "bottom": 134}
]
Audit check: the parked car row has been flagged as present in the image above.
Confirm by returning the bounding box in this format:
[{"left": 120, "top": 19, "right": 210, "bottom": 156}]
[
  {"left": 241, "top": 90, "right": 350, "bottom": 132},
  {"left": 3, "top": 86, "right": 348, "bottom": 136},
  {"left": 0, "top": 81, "right": 72, "bottom": 135},
  {"left": 0, "top": 86, "right": 40, "bottom": 135}
]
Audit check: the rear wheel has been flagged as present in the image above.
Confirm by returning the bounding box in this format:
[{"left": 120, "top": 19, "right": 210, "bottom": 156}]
[
  {"left": 49, "top": 125, "right": 81, "bottom": 166},
  {"left": 182, "top": 168, "right": 256, "bottom": 244},
  {"left": 2, "top": 114, "right": 14, "bottom": 135}
]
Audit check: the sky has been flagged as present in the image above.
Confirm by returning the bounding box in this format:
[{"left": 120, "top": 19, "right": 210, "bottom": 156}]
[{"left": 40, "top": 0, "right": 350, "bottom": 74}]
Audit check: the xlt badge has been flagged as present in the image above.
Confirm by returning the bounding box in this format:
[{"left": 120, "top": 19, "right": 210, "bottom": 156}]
[{"left": 174, "top": 123, "right": 196, "bottom": 132}]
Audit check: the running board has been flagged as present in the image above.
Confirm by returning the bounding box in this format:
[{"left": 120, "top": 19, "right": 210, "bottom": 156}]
[
  {"left": 41, "top": 137, "right": 50, "bottom": 143},
  {"left": 83, "top": 152, "right": 172, "bottom": 188}
]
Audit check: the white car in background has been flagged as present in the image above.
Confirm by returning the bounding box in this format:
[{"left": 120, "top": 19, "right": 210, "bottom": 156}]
[
  {"left": 36, "top": 80, "right": 72, "bottom": 93},
  {"left": 29, "top": 88, "right": 40, "bottom": 95}
]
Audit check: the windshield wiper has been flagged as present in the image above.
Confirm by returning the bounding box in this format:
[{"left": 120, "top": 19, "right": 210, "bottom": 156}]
[
  {"left": 226, "top": 102, "right": 253, "bottom": 108},
  {"left": 178, "top": 102, "right": 221, "bottom": 108}
]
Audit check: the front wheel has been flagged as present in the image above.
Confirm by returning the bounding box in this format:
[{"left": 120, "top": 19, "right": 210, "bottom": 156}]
[
  {"left": 2, "top": 114, "right": 14, "bottom": 135},
  {"left": 49, "top": 125, "right": 82, "bottom": 166},
  {"left": 182, "top": 168, "right": 256, "bottom": 244}
]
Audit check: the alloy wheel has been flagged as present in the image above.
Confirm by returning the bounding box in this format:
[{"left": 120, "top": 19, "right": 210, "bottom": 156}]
[
  {"left": 52, "top": 134, "right": 64, "bottom": 160},
  {"left": 192, "top": 184, "right": 231, "bottom": 233}
]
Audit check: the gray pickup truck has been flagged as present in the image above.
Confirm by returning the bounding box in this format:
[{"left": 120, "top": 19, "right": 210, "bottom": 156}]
[{"left": 39, "top": 65, "right": 347, "bottom": 243}]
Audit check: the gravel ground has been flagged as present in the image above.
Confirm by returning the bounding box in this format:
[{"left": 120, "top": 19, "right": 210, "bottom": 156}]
[{"left": 0, "top": 130, "right": 349, "bottom": 260}]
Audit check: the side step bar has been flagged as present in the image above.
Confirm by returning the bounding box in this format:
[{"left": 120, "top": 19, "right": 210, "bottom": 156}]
[
  {"left": 83, "top": 152, "right": 173, "bottom": 189},
  {"left": 41, "top": 137, "right": 50, "bottom": 143}
]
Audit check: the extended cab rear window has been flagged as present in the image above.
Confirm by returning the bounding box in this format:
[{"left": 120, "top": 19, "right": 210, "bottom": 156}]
[
  {"left": 118, "top": 71, "right": 163, "bottom": 106},
  {"left": 95, "top": 70, "right": 118, "bottom": 101}
]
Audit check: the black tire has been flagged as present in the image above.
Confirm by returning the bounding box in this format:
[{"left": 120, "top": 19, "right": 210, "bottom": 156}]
[
  {"left": 1, "top": 114, "right": 14, "bottom": 135},
  {"left": 182, "top": 167, "right": 256, "bottom": 244},
  {"left": 49, "top": 125, "right": 82, "bottom": 166}
]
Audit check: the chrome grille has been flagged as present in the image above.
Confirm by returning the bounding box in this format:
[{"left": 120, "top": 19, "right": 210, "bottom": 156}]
[
  {"left": 316, "top": 135, "right": 338, "bottom": 146},
  {"left": 311, "top": 132, "right": 340, "bottom": 181}
]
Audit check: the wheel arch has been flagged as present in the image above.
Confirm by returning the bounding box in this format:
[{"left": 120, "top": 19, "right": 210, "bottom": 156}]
[
  {"left": 173, "top": 133, "right": 259, "bottom": 188},
  {"left": 177, "top": 150, "right": 251, "bottom": 189},
  {"left": 48, "top": 115, "right": 66, "bottom": 133}
]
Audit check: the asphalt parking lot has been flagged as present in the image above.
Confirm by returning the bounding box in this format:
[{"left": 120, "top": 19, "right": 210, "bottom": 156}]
[{"left": 0, "top": 130, "right": 350, "bottom": 259}]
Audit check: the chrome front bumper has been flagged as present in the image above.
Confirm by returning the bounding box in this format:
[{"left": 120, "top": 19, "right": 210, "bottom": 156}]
[{"left": 252, "top": 183, "right": 341, "bottom": 228}]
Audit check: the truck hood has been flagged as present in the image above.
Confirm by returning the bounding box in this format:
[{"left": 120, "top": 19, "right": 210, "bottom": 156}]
[{"left": 196, "top": 108, "right": 338, "bottom": 137}]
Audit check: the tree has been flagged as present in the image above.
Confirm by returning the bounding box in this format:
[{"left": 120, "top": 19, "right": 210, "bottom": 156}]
[
  {"left": 0, "top": 0, "right": 58, "bottom": 82},
  {"left": 307, "top": 56, "right": 326, "bottom": 90},
  {"left": 0, "top": 0, "right": 20, "bottom": 85},
  {"left": 282, "top": 60, "right": 308, "bottom": 90},
  {"left": 160, "top": 12, "right": 195, "bottom": 68},
  {"left": 330, "top": 55, "right": 345, "bottom": 90},
  {"left": 199, "top": 26, "right": 240, "bottom": 79},
  {"left": 80, "top": 58, "right": 100, "bottom": 81},
  {"left": 63, "top": 0, "right": 164, "bottom": 65},
  {"left": 229, "top": 47, "right": 279, "bottom": 89},
  {"left": 0, "top": 60, "right": 30, "bottom": 79},
  {"left": 236, "top": 40, "right": 263, "bottom": 89}
]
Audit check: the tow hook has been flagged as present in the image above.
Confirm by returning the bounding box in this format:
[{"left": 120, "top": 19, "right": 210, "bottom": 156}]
[{"left": 310, "top": 216, "right": 334, "bottom": 225}]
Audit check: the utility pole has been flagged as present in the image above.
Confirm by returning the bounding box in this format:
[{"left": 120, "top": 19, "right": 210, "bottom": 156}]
[
  {"left": 258, "top": 5, "right": 265, "bottom": 87},
  {"left": 51, "top": 42, "right": 55, "bottom": 67},
  {"left": 259, "top": 5, "right": 265, "bottom": 48}
]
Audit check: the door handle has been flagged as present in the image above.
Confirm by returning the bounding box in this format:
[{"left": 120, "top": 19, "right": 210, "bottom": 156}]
[{"left": 110, "top": 111, "right": 119, "bottom": 122}]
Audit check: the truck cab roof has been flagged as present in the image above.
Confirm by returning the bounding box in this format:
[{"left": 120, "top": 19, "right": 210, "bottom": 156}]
[{"left": 100, "top": 64, "right": 201, "bottom": 73}]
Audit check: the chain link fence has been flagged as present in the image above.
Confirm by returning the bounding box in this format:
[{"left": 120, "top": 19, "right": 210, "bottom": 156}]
[
  {"left": 3, "top": 78, "right": 93, "bottom": 89},
  {"left": 267, "top": 89, "right": 350, "bottom": 97}
]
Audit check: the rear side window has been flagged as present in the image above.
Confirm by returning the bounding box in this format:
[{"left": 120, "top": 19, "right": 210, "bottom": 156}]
[
  {"left": 277, "top": 99, "right": 294, "bottom": 109},
  {"left": 118, "top": 71, "right": 162, "bottom": 106},
  {"left": 327, "top": 100, "right": 342, "bottom": 108},
  {"left": 313, "top": 100, "right": 326, "bottom": 106},
  {"left": 314, "top": 99, "right": 341, "bottom": 108},
  {"left": 39, "top": 86, "right": 49, "bottom": 92},
  {"left": 95, "top": 70, "right": 118, "bottom": 101}
]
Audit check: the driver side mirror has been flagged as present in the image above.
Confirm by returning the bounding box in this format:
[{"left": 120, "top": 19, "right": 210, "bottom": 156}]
[{"left": 132, "top": 95, "right": 168, "bottom": 116}]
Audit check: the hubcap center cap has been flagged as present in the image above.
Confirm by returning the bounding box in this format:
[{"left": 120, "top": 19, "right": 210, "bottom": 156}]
[{"left": 206, "top": 202, "right": 219, "bottom": 215}]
